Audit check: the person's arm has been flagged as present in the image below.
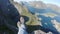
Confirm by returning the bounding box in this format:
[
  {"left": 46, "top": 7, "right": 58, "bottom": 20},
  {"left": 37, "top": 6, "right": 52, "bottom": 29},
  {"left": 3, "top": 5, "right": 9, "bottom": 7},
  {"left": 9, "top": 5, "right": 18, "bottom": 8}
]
[{"left": 17, "top": 21, "right": 21, "bottom": 28}]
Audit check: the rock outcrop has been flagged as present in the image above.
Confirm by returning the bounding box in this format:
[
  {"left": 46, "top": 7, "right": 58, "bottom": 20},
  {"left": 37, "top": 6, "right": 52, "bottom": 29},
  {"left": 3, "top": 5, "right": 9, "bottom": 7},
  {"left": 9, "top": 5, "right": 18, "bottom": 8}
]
[{"left": 0, "top": 0, "right": 20, "bottom": 34}]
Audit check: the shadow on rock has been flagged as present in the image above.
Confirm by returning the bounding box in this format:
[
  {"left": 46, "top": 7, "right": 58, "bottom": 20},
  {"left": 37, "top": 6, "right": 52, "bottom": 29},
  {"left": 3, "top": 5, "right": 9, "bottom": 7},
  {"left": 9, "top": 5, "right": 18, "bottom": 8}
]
[{"left": 0, "top": 0, "right": 20, "bottom": 34}]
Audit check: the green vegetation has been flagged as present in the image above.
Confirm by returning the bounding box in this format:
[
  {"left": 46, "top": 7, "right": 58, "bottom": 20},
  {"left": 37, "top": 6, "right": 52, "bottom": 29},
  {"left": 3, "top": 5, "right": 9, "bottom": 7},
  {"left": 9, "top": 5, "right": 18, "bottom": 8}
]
[{"left": 21, "top": 6, "right": 38, "bottom": 25}]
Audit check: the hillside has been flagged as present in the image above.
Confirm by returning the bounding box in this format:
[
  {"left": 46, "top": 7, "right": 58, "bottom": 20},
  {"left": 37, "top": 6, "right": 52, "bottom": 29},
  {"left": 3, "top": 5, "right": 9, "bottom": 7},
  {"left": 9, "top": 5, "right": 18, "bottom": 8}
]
[
  {"left": 0, "top": 0, "right": 60, "bottom": 34},
  {"left": 28, "top": 1, "right": 60, "bottom": 13},
  {"left": 13, "top": 2, "right": 40, "bottom": 25},
  {"left": 27, "top": 1, "right": 60, "bottom": 33},
  {"left": 12, "top": 1, "right": 60, "bottom": 34}
]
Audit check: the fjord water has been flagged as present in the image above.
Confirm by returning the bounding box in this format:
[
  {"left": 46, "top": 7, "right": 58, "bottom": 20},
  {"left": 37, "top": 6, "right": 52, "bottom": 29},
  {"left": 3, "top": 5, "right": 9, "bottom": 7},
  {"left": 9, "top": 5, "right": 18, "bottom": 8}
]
[{"left": 22, "top": 2, "right": 60, "bottom": 34}]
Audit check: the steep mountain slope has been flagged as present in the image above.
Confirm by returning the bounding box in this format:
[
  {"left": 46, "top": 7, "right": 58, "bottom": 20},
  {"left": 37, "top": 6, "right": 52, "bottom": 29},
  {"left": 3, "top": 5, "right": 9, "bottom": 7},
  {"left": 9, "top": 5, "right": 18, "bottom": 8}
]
[
  {"left": 1, "top": 0, "right": 59, "bottom": 34},
  {"left": 13, "top": 1, "right": 60, "bottom": 34},
  {"left": 47, "top": 4, "right": 60, "bottom": 13},
  {"left": 27, "top": 1, "right": 60, "bottom": 33},
  {"left": 0, "top": 0, "right": 20, "bottom": 34},
  {"left": 28, "top": 1, "right": 60, "bottom": 13},
  {"left": 13, "top": 2, "right": 40, "bottom": 25}
]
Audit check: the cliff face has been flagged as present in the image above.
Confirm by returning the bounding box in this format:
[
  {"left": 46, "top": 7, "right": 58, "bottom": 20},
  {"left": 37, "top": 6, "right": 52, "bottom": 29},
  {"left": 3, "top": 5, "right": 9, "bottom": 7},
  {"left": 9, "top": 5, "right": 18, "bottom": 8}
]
[
  {"left": 0, "top": 0, "right": 60, "bottom": 34},
  {"left": 12, "top": 1, "right": 60, "bottom": 34},
  {"left": 0, "top": 0, "right": 20, "bottom": 34}
]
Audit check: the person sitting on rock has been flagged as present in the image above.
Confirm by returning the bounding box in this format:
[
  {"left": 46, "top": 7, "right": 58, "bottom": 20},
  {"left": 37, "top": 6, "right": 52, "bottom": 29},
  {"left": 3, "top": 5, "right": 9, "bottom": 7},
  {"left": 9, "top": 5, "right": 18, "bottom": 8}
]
[{"left": 17, "top": 16, "right": 28, "bottom": 34}]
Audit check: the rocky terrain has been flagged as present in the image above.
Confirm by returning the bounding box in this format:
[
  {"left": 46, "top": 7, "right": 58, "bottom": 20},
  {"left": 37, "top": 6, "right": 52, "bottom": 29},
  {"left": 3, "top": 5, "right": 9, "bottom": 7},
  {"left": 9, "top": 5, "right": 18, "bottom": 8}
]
[
  {"left": 10, "top": 0, "right": 60, "bottom": 34},
  {"left": 0, "top": 0, "right": 60, "bottom": 34}
]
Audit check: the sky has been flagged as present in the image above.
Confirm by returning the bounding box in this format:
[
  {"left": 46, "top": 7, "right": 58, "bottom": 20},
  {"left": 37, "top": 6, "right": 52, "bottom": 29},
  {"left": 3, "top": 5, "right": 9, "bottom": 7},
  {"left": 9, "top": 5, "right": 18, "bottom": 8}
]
[{"left": 14, "top": 0, "right": 60, "bottom": 7}]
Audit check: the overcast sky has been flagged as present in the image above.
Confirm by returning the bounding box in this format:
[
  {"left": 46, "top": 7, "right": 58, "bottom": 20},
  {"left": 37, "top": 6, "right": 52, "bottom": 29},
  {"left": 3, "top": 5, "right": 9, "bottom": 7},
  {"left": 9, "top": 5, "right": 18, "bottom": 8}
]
[{"left": 14, "top": 0, "right": 60, "bottom": 7}]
